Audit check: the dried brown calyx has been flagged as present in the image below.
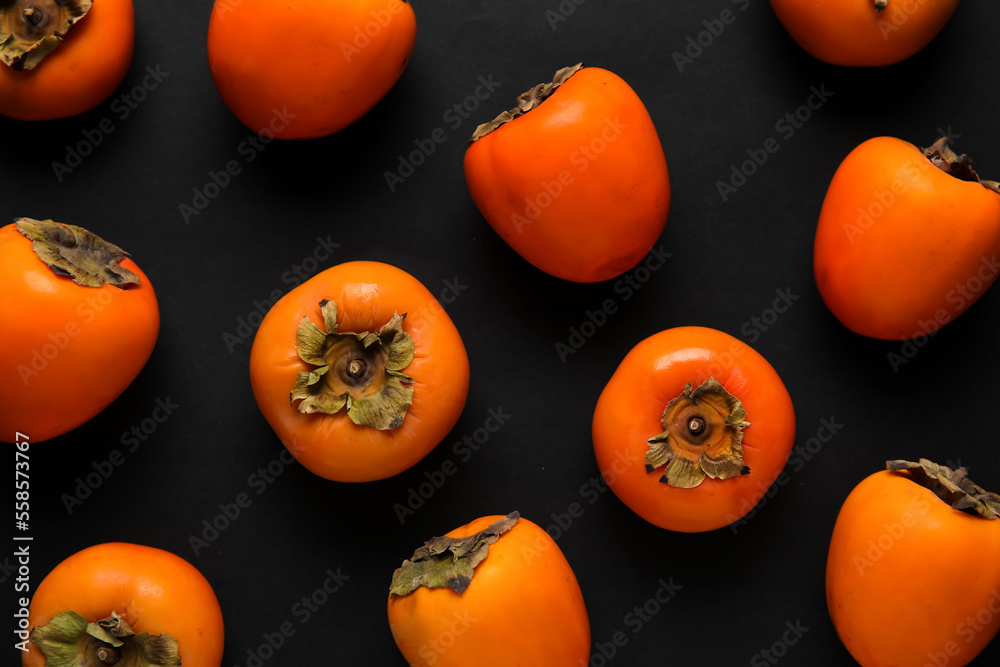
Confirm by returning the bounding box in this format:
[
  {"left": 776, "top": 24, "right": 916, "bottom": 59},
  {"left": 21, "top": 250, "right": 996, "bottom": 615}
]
[
  {"left": 15, "top": 217, "right": 140, "bottom": 288},
  {"left": 389, "top": 512, "right": 519, "bottom": 596},
  {"left": 922, "top": 137, "right": 1000, "bottom": 195},
  {"left": 0, "top": 0, "right": 91, "bottom": 70},
  {"left": 291, "top": 299, "right": 415, "bottom": 430},
  {"left": 469, "top": 63, "right": 583, "bottom": 143},
  {"left": 887, "top": 459, "right": 1000, "bottom": 520},
  {"left": 645, "top": 378, "right": 751, "bottom": 488},
  {"left": 30, "top": 611, "right": 180, "bottom": 667}
]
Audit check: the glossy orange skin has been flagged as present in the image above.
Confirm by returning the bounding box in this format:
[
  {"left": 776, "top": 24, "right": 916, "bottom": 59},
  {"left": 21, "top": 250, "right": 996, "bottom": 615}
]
[
  {"left": 387, "top": 515, "right": 591, "bottom": 666},
  {"left": 770, "top": 0, "right": 959, "bottom": 66},
  {"left": 592, "top": 327, "right": 796, "bottom": 532},
  {"left": 23, "top": 543, "right": 225, "bottom": 667},
  {"left": 249, "top": 261, "right": 469, "bottom": 482},
  {"left": 814, "top": 137, "right": 1000, "bottom": 340},
  {"left": 207, "top": 0, "right": 416, "bottom": 139},
  {"left": 0, "top": 0, "right": 134, "bottom": 120},
  {"left": 0, "top": 223, "right": 159, "bottom": 443},
  {"left": 826, "top": 470, "right": 1000, "bottom": 666},
  {"left": 464, "top": 66, "right": 670, "bottom": 283}
]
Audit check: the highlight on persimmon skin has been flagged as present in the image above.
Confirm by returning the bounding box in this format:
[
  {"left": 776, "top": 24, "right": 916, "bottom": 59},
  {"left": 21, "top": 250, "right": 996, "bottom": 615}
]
[
  {"left": 464, "top": 63, "right": 670, "bottom": 283},
  {"left": 0, "top": 218, "right": 159, "bottom": 443},
  {"left": 769, "top": 0, "right": 960, "bottom": 67},
  {"left": 206, "top": 0, "right": 417, "bottom": 139},
  {"left": 249, "top": 261, "right": 470, "bottom": 482},
  {"left": 592, "top": 326, "right": 796, "bottom": 532},
  {"left": 387, "top": 512, "right": 591, "bottom": 667},
  {"left": 22, "top": 542, "right": 225, "bottom": 667},
  {"left": 0, "top": 0, "right": 134, "bottom": 121}
]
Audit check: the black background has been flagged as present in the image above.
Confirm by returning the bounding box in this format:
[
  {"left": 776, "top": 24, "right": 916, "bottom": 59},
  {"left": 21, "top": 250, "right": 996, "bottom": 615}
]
[{"left": 5, "top": 0, "right": 1000, "bottom": 665}]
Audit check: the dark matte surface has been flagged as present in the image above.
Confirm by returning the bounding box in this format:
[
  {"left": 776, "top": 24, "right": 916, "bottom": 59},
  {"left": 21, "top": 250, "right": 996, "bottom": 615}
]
[{"left": 5, "top": 0, "right": 1000, "bottom": 665}]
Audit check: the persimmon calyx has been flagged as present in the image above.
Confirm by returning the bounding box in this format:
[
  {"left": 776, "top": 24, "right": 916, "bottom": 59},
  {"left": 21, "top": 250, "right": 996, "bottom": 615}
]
[
  {"left": 887, "top": 459, "right": 1000, "bottom": 520},
  {"left": 15, "top": 217, "right": 141, "bottom": 289},
  {"left": 923, "top": 137, "right": 1000, "bottom": 195},
  {"left": 469, "top": 63, "right": 583, "bottom": 143},
  {"left": 0, "top": 0, "right": 91, "bottom": 70},
  {"left": 291, "top": 299, "right": 415, "bottom": 430},
  {"left": 645, "top": 378, "right": 751, "bottom": 489},
  {"left": 389, "top": 511, "right": 519, "bottom": 596},
  {"left": 30, "top": 610, "right": 181, "bottom": 667}
]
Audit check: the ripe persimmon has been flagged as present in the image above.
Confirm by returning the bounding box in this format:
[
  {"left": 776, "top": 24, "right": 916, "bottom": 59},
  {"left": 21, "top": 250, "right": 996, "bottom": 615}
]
[
  {"left": 770, "top": 0, "right": 959, "bottom": 66},
  {"left": 249, "top": 261, "right": 469, "bottom": 482},
  {"left": 592, "top": 327, "right": 796, "bottom": 532},
  {"left": 0, "top": 219, "right": 159, "bottom": 443},
  {"left": 814, "top": 137, "right": 1000, "bottom": 340},
  {"left": 21, "top": 542, "right": 224, "bottom": 667},
  {"left": 464, "top": 64, "right": 670, "bottom": 283},
  {"left": 827, "top": 460, "right": 1000, "bottom": 666},
  {"left": 387, "top": 512, "right": 591, "bottom": 666},
  {"left": 207, "top": 0, "right": 416, "bottom": 139},
  {"left": 0, "top": 0, "right": 134, "bottom": 120}
]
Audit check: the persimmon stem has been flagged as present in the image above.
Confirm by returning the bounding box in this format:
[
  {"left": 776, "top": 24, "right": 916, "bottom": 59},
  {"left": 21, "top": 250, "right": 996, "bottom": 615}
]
[
  {"left": 23, "top": 6, "right": 44, "bottom": 26},
  {"left": 347, "top": 359, "right": 366, "bottom": 378},
  {"left": 875, "top": 0, "right": 887, "bottom": 11},
  {"left": 688, "top": 417, "right": 705, "bottom": 436},
  {"left": 96, "top": 646, "right": 120, "bottom": 665}
]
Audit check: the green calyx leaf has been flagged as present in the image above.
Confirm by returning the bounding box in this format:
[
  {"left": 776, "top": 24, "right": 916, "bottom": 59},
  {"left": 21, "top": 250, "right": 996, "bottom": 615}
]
[
  {"left": 645, "top": 378, "right": 751, "bottom": 489},
  {"left": 30, "top": 610, "right": 181, "bottom": 667},
  {"left": 15, "top": 217, "right": 140, "bottom": 289},
  {"left": 887, "top": 459, "right": 1000, "bottom": 520},
  {"left": 0, "top": 0, "right": 92, "bottom": 71},
  {"left": 291, "top": 299, "right": 415, "bottom": 430},
  {"left": 389, "top": 511, "right": 520, "bottom": 596}
]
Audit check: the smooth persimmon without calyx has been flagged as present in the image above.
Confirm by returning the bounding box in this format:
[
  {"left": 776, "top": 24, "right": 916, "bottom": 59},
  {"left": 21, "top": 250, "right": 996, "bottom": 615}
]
[
  {"left": 387, "top": 512, "right": 591, "bottom": 667},
  {"left": 814, "top": 136, "right": 1000, "bottom": 340},
  {"left": 0, "top": 0, "right": 134, "bottom": 120},
  {"left": 22, "top": 542, "right": 224, "bottom": 667},
  {"left": 826, "top": 459, "right": 1000, "bottom": 667},
  {"left": 249, "top": 261, "right": 469, "bottom": 482},
  {"left": 464, "top": 63, "right": 670, "bottom": 283},
  {"left": 592, "top": 326, "right": 796, "bottom": 532},
  {"left": 206, "top": 0, "right": 416, "bottom": 139},
  {"left": 0, "top": 218, "right": 159, "bottom": 443}
]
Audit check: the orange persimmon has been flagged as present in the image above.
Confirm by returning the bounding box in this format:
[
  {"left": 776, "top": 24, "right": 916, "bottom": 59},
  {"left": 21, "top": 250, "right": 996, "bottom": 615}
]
[
  {"left": 0, "top": 0, "right": 134, "bottom": 120},
  {"left": 22, "top": 542, "right": 224, "bottom": 667},
  {"left": 464, "top": 64, "right": 670, "bottom": 283},
  {"left": 0, "top": 219, "right": 159, "bottom": 443},
  {"left": 249, "top": 261, "right": 469, "bottom": 482},
  {"left": 826, "top": 460, "right": 1000, "bottom": 666},
  {"left": 206, "top": 0, "right": 416, "bottom": 139},
  {"left": 770, "top": 0, "right": 959, "bottom": 66},
  {"left": 592, "top": 326, "right": 796, "bottom": 532},
  {"left": 387, "top": 512, "right": 591, "bottom": 666}
]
